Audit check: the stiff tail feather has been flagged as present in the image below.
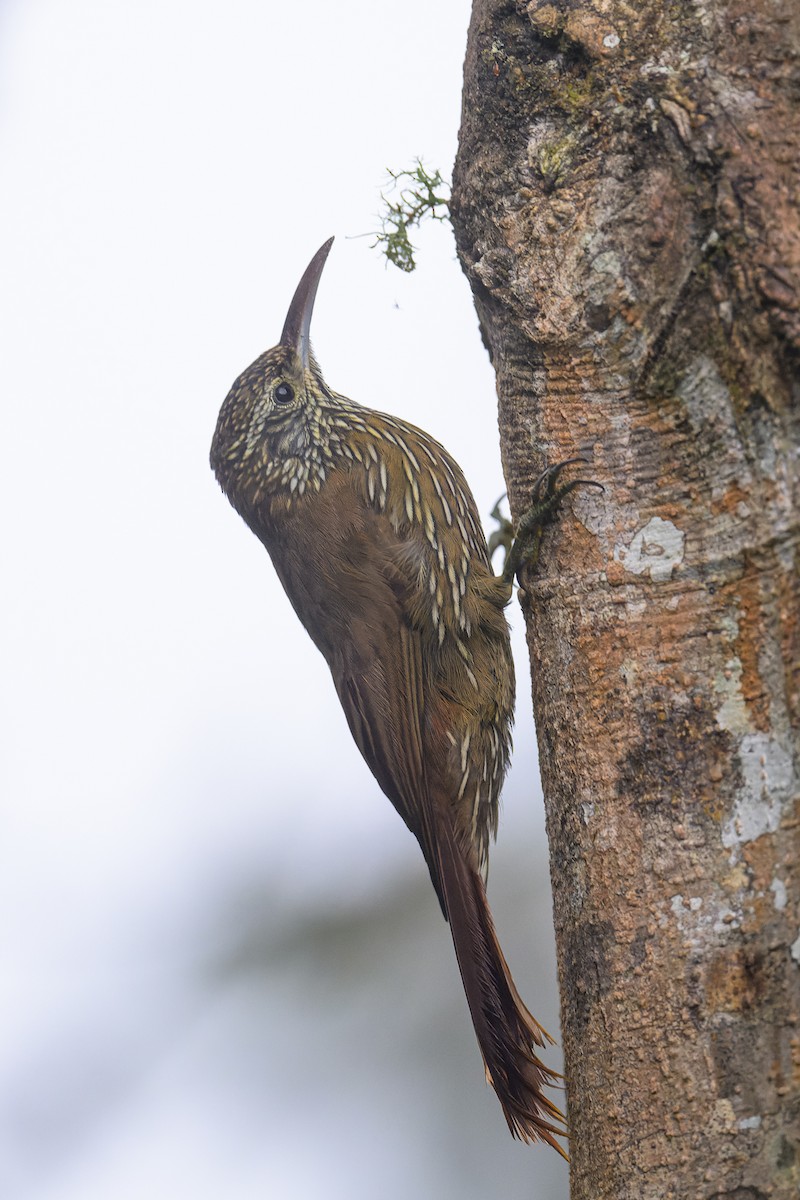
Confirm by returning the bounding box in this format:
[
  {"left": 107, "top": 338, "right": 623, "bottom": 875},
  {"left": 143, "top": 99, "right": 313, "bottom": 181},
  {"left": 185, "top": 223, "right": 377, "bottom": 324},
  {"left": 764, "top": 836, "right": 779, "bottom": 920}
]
[{"left": 436, "top": 816, "right": 568, "bottom": 1157}]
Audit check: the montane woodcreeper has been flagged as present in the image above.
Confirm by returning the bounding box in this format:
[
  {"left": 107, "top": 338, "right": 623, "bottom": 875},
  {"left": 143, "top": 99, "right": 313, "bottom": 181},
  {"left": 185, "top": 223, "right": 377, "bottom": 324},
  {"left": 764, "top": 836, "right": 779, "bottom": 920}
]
[{"left": 211, "top": 238, "right": 579, "bottom": 1154}]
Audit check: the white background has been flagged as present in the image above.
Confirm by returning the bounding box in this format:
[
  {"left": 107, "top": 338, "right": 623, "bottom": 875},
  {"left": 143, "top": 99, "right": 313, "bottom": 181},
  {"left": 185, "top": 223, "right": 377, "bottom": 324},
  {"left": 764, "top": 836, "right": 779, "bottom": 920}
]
[{"left": 0, "top": 3, "right": 567, "bottom": 1196}]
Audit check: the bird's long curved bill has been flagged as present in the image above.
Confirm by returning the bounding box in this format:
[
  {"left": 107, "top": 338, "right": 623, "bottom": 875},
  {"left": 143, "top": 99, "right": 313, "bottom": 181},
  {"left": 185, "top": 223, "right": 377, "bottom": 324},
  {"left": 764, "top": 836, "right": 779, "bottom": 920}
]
[{"left": 280, "top": 237, "right": 334, "bottom": 368}]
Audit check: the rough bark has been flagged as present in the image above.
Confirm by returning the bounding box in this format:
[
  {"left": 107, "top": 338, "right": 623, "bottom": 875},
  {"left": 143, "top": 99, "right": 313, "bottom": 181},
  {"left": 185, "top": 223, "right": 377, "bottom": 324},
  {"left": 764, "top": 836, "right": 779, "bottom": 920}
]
[{"left": 451, "top": 2, "right": 800, "bottom": 1196}]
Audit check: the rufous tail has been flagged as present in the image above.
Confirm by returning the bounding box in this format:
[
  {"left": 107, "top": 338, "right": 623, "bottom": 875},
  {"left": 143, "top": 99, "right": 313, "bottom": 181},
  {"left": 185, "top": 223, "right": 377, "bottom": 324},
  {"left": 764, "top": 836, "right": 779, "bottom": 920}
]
[{"left": 436, "top": 816, "right": 568, "bottom": 1157}]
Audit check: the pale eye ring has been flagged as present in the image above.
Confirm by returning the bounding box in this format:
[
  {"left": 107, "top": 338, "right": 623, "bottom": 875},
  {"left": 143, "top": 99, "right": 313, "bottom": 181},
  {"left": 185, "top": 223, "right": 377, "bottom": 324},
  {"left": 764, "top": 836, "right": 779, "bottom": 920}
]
[{"left": 274, "top": 382, "right": 294, "bottom": 405}]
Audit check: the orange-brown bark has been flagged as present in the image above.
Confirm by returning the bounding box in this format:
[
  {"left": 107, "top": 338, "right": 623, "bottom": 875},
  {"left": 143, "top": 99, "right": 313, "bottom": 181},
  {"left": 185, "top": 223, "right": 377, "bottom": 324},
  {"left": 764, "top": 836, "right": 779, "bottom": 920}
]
[{"left": 452, "top": 1, "right": 800, "bottom": 1195}]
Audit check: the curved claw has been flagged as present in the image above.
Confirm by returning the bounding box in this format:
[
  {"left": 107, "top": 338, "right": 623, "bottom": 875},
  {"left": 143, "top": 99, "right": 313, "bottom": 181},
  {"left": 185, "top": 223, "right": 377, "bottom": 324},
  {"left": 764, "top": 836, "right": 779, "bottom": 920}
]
[
  {"left": 557, "top": 478, "right": 605, "bottom": 499},
  {"left": 487, "top": 493, "right": 514, "bottom": 564},
  {"left": 489, "top": 492, "right": 509, "bottom": 520},
  {"left": 532, "top": 458, "right": 589, "bottom": 503}
]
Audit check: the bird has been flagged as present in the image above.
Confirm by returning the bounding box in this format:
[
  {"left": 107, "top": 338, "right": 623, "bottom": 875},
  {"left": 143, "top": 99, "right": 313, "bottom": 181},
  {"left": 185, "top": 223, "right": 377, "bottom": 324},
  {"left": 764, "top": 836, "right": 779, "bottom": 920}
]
[{"left": 210, "top": 237, "right": 579, "bottom": 1154}]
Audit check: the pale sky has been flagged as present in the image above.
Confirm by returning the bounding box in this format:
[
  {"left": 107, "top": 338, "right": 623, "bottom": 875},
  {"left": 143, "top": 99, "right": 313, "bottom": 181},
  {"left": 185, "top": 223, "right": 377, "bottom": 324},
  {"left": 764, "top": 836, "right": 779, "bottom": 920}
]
[{"left": 0, "top": 3, "right": 563, "bottom": 1197}]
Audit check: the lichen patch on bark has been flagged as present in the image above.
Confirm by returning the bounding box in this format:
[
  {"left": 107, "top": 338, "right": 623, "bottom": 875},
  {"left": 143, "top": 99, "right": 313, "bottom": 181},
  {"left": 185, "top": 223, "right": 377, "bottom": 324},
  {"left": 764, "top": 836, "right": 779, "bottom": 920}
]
[{"left": 614, "top": 515, "right": 686, "bottom": 582}]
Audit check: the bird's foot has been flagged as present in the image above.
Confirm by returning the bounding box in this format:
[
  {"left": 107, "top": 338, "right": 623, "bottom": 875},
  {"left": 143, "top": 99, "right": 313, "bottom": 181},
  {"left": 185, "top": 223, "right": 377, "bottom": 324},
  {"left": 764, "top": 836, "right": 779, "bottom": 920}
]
[{"left": 498, "top": 459, "right": 603, "bottom": 590}]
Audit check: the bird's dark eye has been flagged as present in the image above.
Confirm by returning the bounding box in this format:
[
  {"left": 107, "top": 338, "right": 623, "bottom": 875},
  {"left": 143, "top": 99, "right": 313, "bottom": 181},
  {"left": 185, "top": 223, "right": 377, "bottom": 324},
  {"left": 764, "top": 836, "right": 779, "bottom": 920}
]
[{"left": 274, "top": 382, "right": 294, "bottom": 405}]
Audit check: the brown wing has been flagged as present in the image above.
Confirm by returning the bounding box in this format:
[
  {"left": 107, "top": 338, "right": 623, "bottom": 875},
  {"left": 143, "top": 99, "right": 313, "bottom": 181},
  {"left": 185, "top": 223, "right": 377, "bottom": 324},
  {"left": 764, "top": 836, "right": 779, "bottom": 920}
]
[
  {"left": 332, "top": 615, "right": 446, "bottom": 914},
  {"left": 265, "top": 475, "right": 446, "bottom": 909}
]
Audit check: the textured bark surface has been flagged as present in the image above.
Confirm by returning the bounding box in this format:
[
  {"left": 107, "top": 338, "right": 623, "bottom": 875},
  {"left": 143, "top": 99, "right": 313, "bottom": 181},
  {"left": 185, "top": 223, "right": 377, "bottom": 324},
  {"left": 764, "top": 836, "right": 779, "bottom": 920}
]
[{"left": 452, "top": 1, "right": 800, "bottom": 1196}]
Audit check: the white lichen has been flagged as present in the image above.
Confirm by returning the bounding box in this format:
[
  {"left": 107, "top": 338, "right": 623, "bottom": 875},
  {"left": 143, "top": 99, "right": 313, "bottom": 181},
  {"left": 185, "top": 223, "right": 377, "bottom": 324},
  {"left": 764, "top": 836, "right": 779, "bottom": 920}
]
[
  {"left": 722, "top": 733, "right": 794, "bottom": 850},
  {"left": 668, "top": 892, "right": 741, "bottom": 941},
  {"left": 770, "top": 877, "right": 787, "bottom": 912},
  {"left": 615, "top": 516, "right": 685, "bottom": 582},
  {"left": 714, "top": 657, "right": 749, "bottom": 734},
  {"left": 677, "top": 355, "right": 757, "bottom": 480}
]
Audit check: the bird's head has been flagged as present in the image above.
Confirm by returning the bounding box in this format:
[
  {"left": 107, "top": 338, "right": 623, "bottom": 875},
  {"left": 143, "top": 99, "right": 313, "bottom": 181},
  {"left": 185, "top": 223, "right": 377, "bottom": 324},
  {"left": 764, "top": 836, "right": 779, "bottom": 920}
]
[{"left": 210, "top": 238, "right": 335, "bottom": 494}]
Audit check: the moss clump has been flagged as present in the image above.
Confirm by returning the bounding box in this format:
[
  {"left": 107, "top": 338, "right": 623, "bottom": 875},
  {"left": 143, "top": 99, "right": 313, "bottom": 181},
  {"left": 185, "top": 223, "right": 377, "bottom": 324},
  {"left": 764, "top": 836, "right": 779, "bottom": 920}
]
[
  {"left": 372, "top": 161, "right": 450, "bottom": 273},
  {"left": 536, "top": 132, "right": 580, "bottom": 188}
]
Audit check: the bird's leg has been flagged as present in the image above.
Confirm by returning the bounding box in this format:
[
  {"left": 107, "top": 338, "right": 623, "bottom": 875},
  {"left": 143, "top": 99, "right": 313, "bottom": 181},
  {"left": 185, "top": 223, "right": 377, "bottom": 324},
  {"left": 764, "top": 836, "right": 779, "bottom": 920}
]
[{"left": 496, "top": 459, "right": 603, "bottom": 593}]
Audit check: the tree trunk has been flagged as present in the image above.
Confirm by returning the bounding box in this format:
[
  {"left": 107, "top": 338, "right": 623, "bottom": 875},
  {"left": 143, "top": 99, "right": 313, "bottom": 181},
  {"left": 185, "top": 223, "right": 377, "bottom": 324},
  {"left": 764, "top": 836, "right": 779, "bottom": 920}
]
[{"left": 451, "top": 2, "right": 800, "bottom": 1196}]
